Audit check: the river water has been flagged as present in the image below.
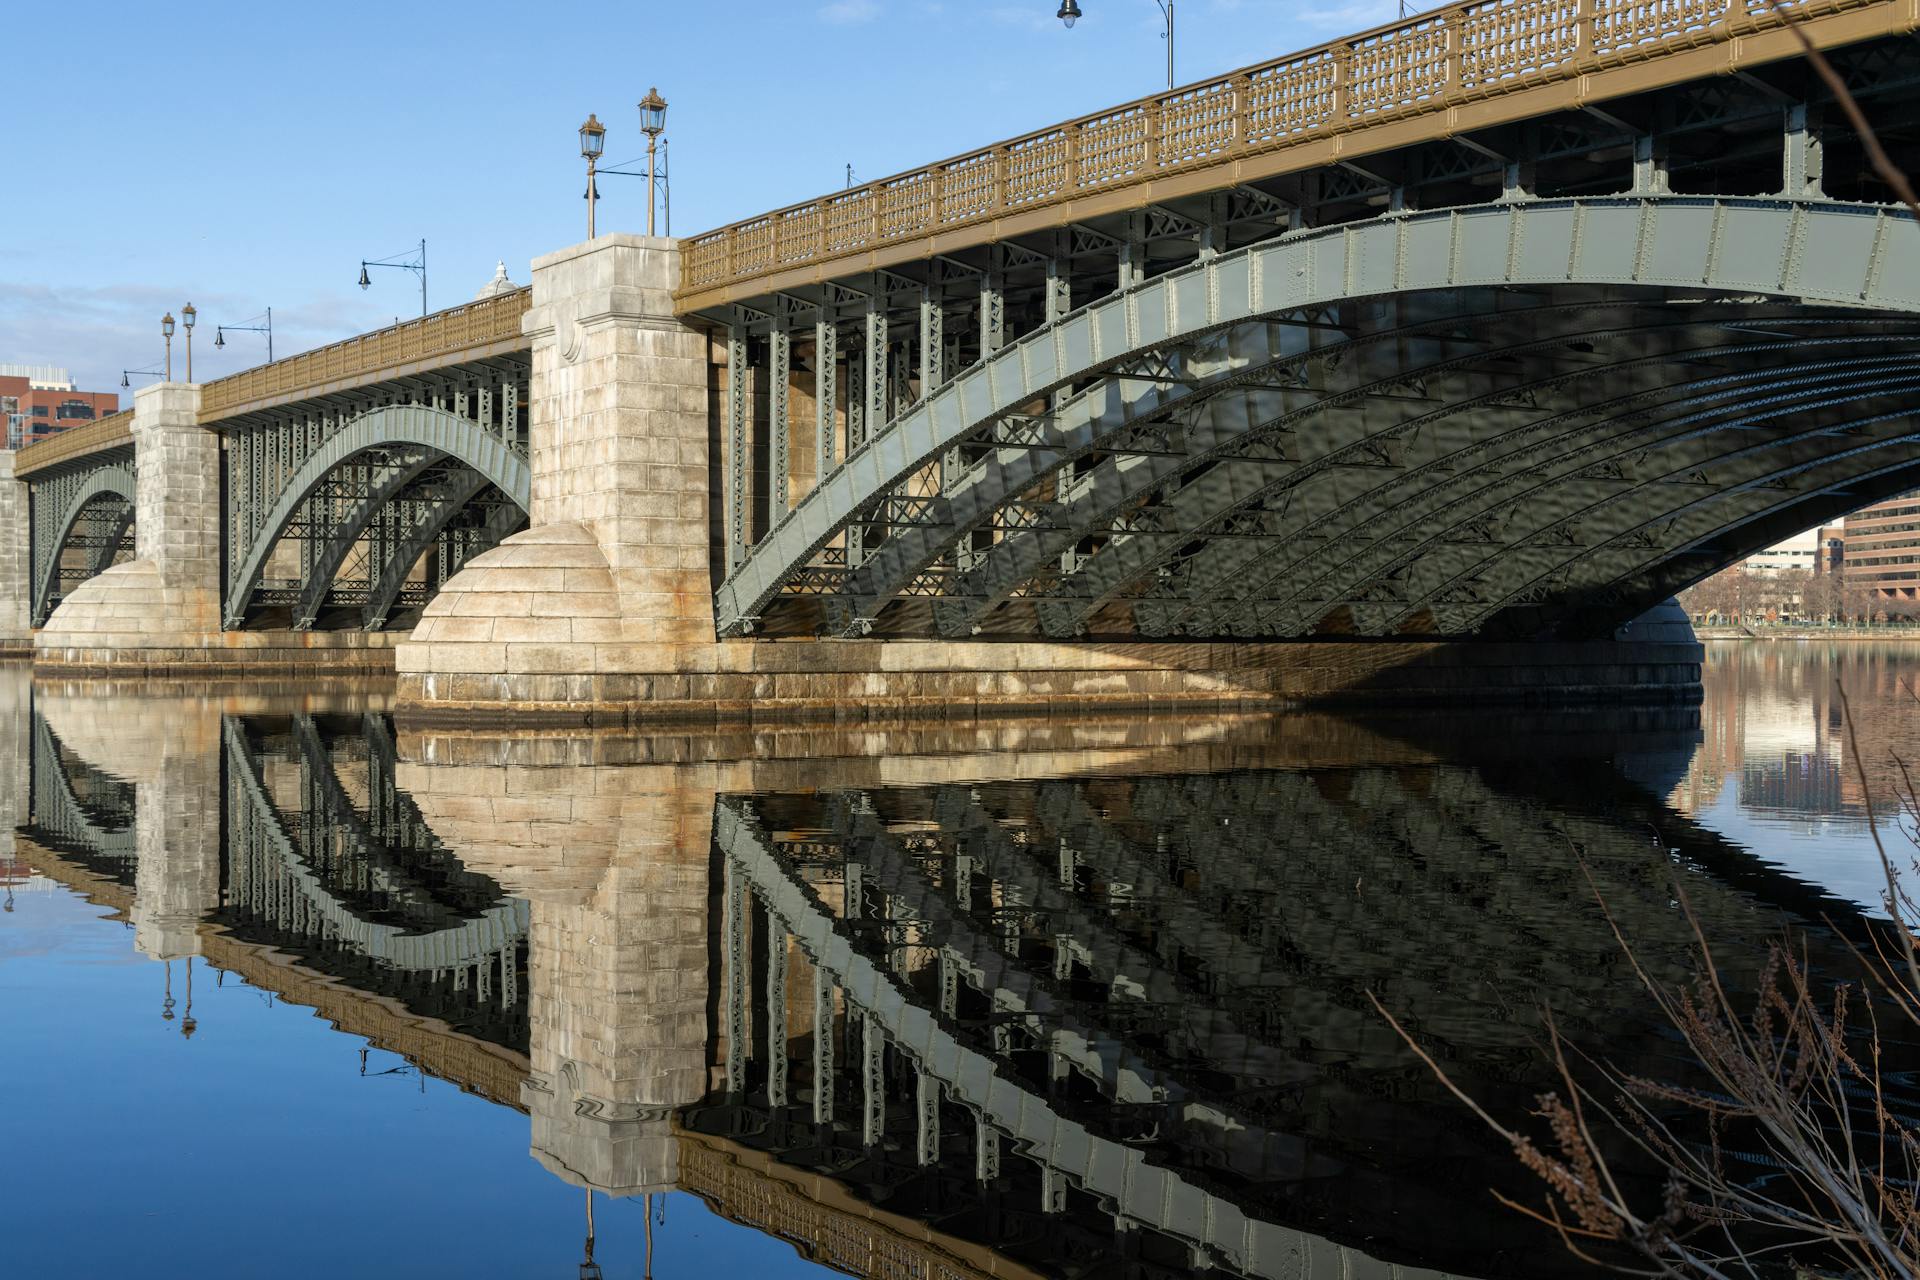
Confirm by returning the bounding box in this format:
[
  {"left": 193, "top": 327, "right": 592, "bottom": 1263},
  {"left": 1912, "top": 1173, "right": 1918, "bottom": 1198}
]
[{"left": 2, "top": 642, "right": 1914, "bottom": 1279}]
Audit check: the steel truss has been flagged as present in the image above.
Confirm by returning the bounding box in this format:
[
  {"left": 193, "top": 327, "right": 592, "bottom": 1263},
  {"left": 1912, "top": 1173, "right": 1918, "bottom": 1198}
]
[
  {"left": 220, "top": 360, "right": 530, "bottom": 628},
  {"left": 28, "top": 457, "right": 135, "bottom": 626},
  {"left": 712, "top": 194, "right": 1920, "bottom": 642}
]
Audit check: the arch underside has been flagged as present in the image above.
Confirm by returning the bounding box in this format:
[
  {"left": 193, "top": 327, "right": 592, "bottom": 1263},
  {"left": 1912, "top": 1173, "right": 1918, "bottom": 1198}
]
[
  {"left": 722, "top": 199, "right": 1920, "bottom": 642},
  {"left": 222, "top": 717, "right": 527, "bottom": 970},
  {"left": 32, "top": 466, "right": 135, "bottom": 627},
  {"left": 226, "top": 404, "right": 530, "bottom": 630}
]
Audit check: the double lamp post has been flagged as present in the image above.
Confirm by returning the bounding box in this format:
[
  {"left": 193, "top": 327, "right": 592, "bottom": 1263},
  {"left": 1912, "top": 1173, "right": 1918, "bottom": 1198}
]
[{"left": 580, "top": 87, "right": 669, "bottom": 240}]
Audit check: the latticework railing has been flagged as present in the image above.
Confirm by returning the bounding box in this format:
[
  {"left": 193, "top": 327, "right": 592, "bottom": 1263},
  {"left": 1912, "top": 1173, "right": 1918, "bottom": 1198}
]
[
  {"left": 198, "top": 287, "right": 532, "bottom": 421},
  {"left": 14, "top": 410, "right": 134, "bottom": 479},
  {"left": 678, "top": 0, "right": 1891, "bottom": 299}
]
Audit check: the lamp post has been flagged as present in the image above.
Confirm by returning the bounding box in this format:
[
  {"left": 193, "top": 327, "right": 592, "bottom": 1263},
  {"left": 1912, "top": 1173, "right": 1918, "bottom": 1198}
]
[
  {"left": 1059, "top": 1, "right": 1175, "bottom": 90},
  {"left": 121, "top": 365, "right": 166, "bottom": 389},
  {"left": 214, "top": 308, "right": 274, "bottom": 363},
  {"left": 181, "top": 302, "right": 196, "bottom": 382},
  {"left": 580, "top": 113, "right": 606, "bottom": 239},
  {"left": 161, "top": 312, "right": 175, "bottom": 382},
  {"left": 638, "top": 87, "right": 667, "bottom": 237},
  {"left": 358, "top": 241, "right": 428, "bottom": 318}
]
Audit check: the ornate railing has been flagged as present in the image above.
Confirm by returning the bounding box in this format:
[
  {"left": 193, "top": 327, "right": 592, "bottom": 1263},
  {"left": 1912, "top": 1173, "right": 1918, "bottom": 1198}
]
[
  {"left": 14, "top": 410, "right": 134, "bottom": 479},
  {"left": 199, "top": 286, "right": 532, "bottom": 421},
  {"left": 677, "top": 0, "right": 1893, "bottom": 299}
]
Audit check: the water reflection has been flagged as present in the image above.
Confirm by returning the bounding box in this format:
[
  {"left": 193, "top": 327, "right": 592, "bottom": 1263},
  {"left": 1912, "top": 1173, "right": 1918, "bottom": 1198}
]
[
  {"left": 6, "top": 663, "right": 1912, "bottom": 1279},
  {"left": 1672, "top": 641, "right": 1920, "bottom": 908}
]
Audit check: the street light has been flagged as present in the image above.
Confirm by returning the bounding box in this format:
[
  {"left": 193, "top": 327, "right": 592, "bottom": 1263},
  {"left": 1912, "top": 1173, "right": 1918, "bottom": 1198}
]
[
  {"left": 181, "top": 302, "right": 196, "bottom": 382},
  {"left": 161, "top": 311, "right": 176, "bottom": 382},
  {"left": 595, "top": 93, "right": 673, "bottom": 237},
  {"left": 121, "top": 365, "right": 166, "bottom": 389},
  {"left": 358, "top": 240, "right": 428, "bottom": 318},
  {"left": 1059, "top": 1, "right": 1175, "bottom": 90},
  {"left": 580, "top": 113, "right": 607, "bottom": 239},
  {"left": 638, "top": 87, "right": 667, "bottom": 238},
  {"left": 214, "top": 308, "right": 274, "bottom": 363}
]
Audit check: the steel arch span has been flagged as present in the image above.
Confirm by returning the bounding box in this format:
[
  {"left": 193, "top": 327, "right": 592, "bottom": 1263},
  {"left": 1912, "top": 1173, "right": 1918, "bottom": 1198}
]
[
  {"left": 223, "top": 403, "right": 532, "bottom": 629},
  {"left": 717, "top": 197, "right": 1920, "bottom": 643},
  {"left": 31, "top": 465, "right": 136, "bottom": 627}
]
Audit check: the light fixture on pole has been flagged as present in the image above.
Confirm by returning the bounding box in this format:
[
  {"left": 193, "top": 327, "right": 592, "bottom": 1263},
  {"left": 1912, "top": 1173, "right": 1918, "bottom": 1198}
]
[
  {"left": 181, "top": 302, "right": 197, "bottom": 382},
  {"left": 1059, "top": 2, "right": 1175, "bottom": 90},
  {"left": 214, "top": 308, "right": 274, "bottom": 363},
  {"left": 594, "top": 95, "right": 672, "bottom": 237},
  {"left": 579, "top": 113, "right": 607, "bottom": 239},
  {"left": 121, "top": 365, "right": 166, "bottom": 389},
  {"left": 637, "top": 87, "right": 667, "bottom": 237},
  {"left": 357, "top": 241, "right": 428, "bottom": 318},
  {"left": 161, "top": 312, "right": 176, "bottom": 382}
]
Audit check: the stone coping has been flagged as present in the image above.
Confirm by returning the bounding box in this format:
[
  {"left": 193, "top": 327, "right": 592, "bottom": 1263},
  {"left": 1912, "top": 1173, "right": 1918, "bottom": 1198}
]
[
  {"left": 396, "top": 636, "right": 1705, "bottom": 727},
  {"left": 33, "top": 628, "right": 406, "bottom": 676}
]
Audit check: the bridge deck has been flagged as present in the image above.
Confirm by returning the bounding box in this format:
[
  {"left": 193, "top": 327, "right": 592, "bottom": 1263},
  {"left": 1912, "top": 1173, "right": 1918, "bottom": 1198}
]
[
  {"left": 673, "top": 0, "right": 1917, "bottom": 314},
  {"left": 12, "top": 288, "right": 532, "bottom": 480}
]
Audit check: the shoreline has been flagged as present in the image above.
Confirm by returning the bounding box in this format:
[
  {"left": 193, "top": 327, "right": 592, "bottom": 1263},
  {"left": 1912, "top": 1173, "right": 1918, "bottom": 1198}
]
[{"left": 1696, "top": 628, "right": 1920, "bottom": 641}]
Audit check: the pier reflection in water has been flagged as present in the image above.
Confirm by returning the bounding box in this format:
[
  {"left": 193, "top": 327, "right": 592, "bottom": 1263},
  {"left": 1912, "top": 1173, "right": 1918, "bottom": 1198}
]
[{"left": 0, "top": 654, "right": 1901, "bottom": 1279}]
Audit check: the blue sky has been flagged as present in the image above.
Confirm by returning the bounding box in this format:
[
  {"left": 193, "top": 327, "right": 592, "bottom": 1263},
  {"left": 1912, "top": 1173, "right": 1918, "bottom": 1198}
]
[{"left": 2, "top": 0, "right": 1404, "bottom": 395}]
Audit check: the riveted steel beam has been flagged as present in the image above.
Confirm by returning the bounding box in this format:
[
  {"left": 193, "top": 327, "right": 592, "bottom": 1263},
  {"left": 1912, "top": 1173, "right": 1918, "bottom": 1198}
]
[{"left": 713, "top": 198, "right": 1920, "bottom": 638}]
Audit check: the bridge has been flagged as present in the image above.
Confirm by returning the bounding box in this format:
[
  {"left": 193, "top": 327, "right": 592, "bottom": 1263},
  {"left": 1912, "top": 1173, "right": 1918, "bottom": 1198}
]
[{"left": 7, "top": 0, "right": 1918, "bottom": 718}]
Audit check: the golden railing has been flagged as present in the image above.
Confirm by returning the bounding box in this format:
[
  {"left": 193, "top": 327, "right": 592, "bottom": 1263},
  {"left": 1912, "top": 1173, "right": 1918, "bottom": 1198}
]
[
  {"left": 14, "top": 410, "right": 135, "bottom": 479},
  {"left": 677, "top": 0, "right": 1900, "bottom": 301},
  {"left": 198, "top": 286, "right": 532, "bottom": 422}
]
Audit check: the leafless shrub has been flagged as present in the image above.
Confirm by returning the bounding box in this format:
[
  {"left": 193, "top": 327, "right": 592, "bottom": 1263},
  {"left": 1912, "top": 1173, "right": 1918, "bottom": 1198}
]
[{"left": 1372, "top": 683, "right": 1920, "bottom": 1277}]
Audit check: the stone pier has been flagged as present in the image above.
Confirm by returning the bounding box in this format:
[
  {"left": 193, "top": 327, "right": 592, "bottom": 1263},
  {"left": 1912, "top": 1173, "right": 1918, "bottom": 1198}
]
[
  {"left": 0, "top": 452, "right": 31, "bottom": 657},
  {"left": 397, "top": 739, "right": 721, "bottom": 1194},
  {"left": 34, "top": 383, "right": 397, "bottom": 675},
  {"left": 396, "top": 237, "right": 1704, "bottom": 724}
]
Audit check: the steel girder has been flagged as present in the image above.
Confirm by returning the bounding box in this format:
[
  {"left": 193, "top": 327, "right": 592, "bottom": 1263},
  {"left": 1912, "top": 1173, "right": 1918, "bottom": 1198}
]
[
  {"left": 221, "top": 717, "right": 528, "bottom": 970},
  {"left": 1055, "top": 329, "right": 1920, "bottom": 639},
  {"left": 714, "top": 197, "right": 1920, "bottom": 640},
  {"left": 223, "top": 403, "right": 532, "bottom": 629},
  {"left": 710, "top": 796, "right": 1366, "bottom": 1278},
  {"left": 285, "top": 453, "right": 447, "bottom": 629},
  {"left": 30, "top": 464, "right": 136, "bottom": 627},
  {"left": 27, "top": 716, "right": 136, "bottom": 862},
  {"left": 357, "top": 477, "right": 525, "bottom": 631}
]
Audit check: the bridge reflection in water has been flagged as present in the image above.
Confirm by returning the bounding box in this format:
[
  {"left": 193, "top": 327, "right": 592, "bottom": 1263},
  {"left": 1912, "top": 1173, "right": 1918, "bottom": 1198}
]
[{"left": 13, "top": 677, "right": 1888, "bottom": 1279}]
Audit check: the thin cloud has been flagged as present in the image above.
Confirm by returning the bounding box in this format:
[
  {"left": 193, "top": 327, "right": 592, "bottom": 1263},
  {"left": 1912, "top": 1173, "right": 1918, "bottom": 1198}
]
[{"left": 820, "top": 0, "right": 882, "bottom": 23}]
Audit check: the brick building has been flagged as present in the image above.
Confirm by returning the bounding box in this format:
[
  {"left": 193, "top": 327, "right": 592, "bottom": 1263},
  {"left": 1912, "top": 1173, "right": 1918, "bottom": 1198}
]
[
  {"left": 0, "top": 365, "right": 118, "bottom": 450},
  {"left": 1834, "top": 493, "right": 1920, "bottom": 603}
]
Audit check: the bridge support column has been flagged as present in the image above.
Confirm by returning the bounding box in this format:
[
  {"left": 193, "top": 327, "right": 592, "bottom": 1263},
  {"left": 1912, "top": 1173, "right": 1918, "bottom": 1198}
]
[
  {"left": 398, "top": 234, "right": 715, "bottom": 714},
  {"left": 34, "top": 383, "right": 224, "bottom": 668},
  {"left": 394, "top": 739, "right": 722, "bottom": 1195},
  {"left": 35, "top": 384, "right": 401, "bottom": 673},
  {"left": 0, "top": 452, "right": 31, "bottom": 655}
]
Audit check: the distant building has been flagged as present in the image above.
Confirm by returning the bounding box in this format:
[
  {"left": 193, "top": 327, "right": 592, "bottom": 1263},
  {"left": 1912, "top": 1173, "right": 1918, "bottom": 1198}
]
[
  {"left": 1743, "top": 542, "right": 1817, "bottom": 576},
  {"left": 0, "top": 365, "right": 118, "bottom": 450},
  {"left": 1835, "top": 493, "right": 1920, "bottom": 603},
  {"left": 474, "top": 261, "right": 518, "bottom": 300}
]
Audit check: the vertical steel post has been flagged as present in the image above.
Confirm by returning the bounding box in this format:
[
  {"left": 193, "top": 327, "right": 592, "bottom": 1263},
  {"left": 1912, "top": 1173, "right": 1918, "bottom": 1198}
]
[
  {"left": 814, "top": 319, "right": 838, "bottom": 479},
  {"left": 812, "top": 966, "right": 836, "bottom": 1126},
  {"left": 765, "top": 913, "right": 788, "bottom": 1108},
  {"left": 723, "top": 865, "right": 748, "bottom": 1094},
  {"left": 769, "top": 328, "right": 791, "bottom": 524},
  {"left": 862, "top": 1013, "right": 885, "bottom": 1147},
  {"left": 725, "top": 325, "right": 750, "bottom": 574}
]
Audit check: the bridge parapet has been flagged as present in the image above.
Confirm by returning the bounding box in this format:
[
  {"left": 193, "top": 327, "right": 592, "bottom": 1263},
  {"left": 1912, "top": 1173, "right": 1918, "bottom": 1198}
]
[
  {"left": 200, "top": 286, "right": 531, "bottom": 423},
  {"left": 14, "top": 409, "right": 134, "bottom": 481},
  {"left": 676, "top": 0, "right": 1914, "bottom": 311}
]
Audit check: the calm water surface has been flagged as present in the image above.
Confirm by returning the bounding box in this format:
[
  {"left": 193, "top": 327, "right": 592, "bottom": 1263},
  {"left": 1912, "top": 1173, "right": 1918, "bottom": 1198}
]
[{"left": 3, "top": 644, "right": 1915, "bottom": 1279}]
